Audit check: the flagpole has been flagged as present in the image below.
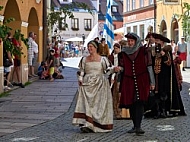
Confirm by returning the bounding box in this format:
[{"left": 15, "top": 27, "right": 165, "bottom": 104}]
[{"left": 103, "top": 0, "right": 114, "bottom": 49}]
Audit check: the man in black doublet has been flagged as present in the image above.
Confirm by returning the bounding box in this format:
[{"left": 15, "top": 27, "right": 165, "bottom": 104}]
[{"left": 144, "top": 33, "right": 186, "bottom": 118}]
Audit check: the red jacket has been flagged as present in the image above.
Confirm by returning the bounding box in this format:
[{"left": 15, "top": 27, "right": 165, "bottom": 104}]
[{"left": 119, "top": 47, "right": 150, "bottom": 107}]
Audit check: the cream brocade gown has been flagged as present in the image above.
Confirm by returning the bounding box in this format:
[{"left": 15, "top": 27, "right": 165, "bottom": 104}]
[{"left": 72, "top": 57, "right": 113, "bottom": 132}]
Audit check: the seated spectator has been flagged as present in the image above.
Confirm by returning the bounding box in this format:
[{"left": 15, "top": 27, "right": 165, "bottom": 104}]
[
  {"left": 38, "top": 61, "right": 49, "bottom": 79},
  {"left": 53, "top": 66, "right": 64, "bottom": 79},
  {"left": 47, "top": 49, "right": 55, "bottom": 81}
]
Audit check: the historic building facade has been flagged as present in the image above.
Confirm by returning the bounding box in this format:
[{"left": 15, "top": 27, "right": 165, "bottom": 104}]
[
  {"left": 0, "top": 0, "right": 43, "bottom": 93},
  {"left": 52, "top": 0, "right": 98, "bottom": 41},
  {"left": 156, "top": 0, "right": 188, "bottom": 44},
  {"left": 123, "top": 0, "right": 155, "bottom": 40},
  {"left": 156, "top": 0, "right": 190, "bottom": 66},
  {"left": 98, "top": 0, "right": 123, "bottom": 41}
]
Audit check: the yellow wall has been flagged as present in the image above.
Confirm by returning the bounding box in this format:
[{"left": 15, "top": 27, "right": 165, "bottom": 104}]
[
  {"left": 156, "top": 0, "right": 188, "bottom": 39},
  {"left": 0, "top": 0, "right": 43, "bottom": 93}
]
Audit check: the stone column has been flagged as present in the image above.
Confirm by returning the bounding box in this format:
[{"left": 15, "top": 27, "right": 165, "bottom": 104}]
[
  {"left": 20, "top": 21, "right": 29, "bottom": 84},
  {"left": 39, "top": 26, "right": 43, "bottom": 63},
  {"left": 0, "top": 15, "right": 4, "bottom": 93}
]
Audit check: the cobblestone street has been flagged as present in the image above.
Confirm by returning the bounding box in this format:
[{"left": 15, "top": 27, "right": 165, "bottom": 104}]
[{"left": 0, "top": 63, "right": 189, "bottom": 141}]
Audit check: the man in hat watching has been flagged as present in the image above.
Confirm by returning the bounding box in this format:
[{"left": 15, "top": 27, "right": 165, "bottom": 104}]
[
  {"left": 149, "top": 33, "right": 186, "bottom": 118},
  {"left": 176, "top": 36, "right": 187, "bottom": 71},
  {"left": 114, "top": 32, "right": 155, "bottom": 135}
]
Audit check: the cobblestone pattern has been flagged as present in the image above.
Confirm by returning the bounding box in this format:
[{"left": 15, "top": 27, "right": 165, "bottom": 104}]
[{"left": 0, "top": 77, "right": 189, "bottom": 141}]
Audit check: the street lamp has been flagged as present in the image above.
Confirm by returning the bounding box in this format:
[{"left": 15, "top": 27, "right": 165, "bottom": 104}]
[{"left": 82, "top": 34, "right": 85, "bottom": 44}]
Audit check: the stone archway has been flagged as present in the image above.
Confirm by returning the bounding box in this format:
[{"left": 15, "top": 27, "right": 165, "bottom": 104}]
[
  {"left": 4, "top": 0, "right": 21, "bottom": 34},
  {"left": 3, "top": 0, "right": 21, "bottom": 83},
  {"left": 28, "top": 8, "right": 39, "bottom": 42},
  {"left": 171, "top": 18, "right": 179, "bottom": 43},
  {"left": 160, "top": 20, "right": 167, "bottom": 37},
  {"left": 28, "top": 8, "right": 40, "bottom": 72}
]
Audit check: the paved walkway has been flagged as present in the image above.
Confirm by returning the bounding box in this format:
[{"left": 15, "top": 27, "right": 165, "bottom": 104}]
[{"left": 0, "top": 65, "right": 189, "bottom": 141}]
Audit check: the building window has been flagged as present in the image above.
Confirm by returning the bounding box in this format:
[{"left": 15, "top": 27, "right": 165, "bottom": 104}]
[
  {"left": 59, "top": 19, "right": 66, "bottom": 30},
  {"left": 140, "top": 0, "right": 144, "bottom": 7},
  {"left": 126, "top": 0, "right": 130, "bottom": 12},
  {"left": 133, "top": 26, "right": 137, "bottom": 34},
  {"left": 140, "top": 25, "right": 144, "bottom": 40},
  {"left": 127, "top": 27, "right": 131, "bottom": 33},
  {"left": 71, "top": 18, "right": 79, "bottom": 30},
  {"left": 84, "top": 19, "right": 92, "bottom": 31},
  {"left": 164, "top": 0, "right": 178, "bottom": 2},
  {"left": 132, "top": 0, "right": 136, "bottom": 10},
  {"left": 149, "top": 0, "right": 153, "bottom": 5},
  {"left": 112, "top": 6, "right": 118, "bottom": 12}
]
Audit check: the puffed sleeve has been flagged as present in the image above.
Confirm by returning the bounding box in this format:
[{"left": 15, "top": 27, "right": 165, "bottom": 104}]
[
  {"left": 77, "top": 57, "right": 86, "bottom": 82},
  {"left": 102, "top": 57, "right": 114, "bottom": 76}
]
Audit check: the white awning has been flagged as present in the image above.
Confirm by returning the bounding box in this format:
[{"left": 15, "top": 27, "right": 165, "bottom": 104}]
[
  {"left": 65, "top": 37, "right": 83, "bottom": 42},
  {"left": 114, "top": 27, "right": 124, "bottom": 35}
]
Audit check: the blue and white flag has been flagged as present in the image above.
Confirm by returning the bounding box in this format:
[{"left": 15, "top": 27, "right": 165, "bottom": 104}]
[{"left": 103, "top": 0, "right": 114, "bottom": 49}]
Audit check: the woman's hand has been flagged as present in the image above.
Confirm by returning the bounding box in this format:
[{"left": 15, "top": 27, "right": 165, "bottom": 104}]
[
  {"left": 114, "top": 66, "right": 121, "bottom": 72},
  {"left": 78, "top": 81, "right": 82, "bottom": 86},
  {"left": 111, "top": 79, "right": 115, "bottom": 84},
  {"left": 150, "top": 85, "right": 155, "bottom": 90}
]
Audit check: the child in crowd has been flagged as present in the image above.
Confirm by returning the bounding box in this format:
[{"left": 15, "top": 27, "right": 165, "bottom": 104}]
[
  {"left": 48, "top": 49, "right": 55, "bottom": 81},
  {"left": 38, "top": 61, "right": 49, "bottom": 79}
]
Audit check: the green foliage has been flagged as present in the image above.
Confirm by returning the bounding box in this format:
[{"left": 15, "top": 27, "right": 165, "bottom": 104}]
[
  {"left": 47, "top": 2, "right": 93, "bottom": 28},
  {"left": 0, "top": 6, "right": 28, "bottom": 57},
  {"left": 177, "top": 2, "right": 190, "bottom": 39},
  {"left": 24, "top": 81, "right": 31, "bottom": 86},
  {"left": 0, "top": 91, "right": 11, "bottom": 98}
]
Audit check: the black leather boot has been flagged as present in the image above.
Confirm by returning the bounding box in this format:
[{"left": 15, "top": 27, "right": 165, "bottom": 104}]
[
  {"left": 136, "top": 128, "right": 145, "bottom": 135},
  {"left": 161, "top": 109, "right": 167, "bottom": 118},
  {"left": 154, "top": 111, "right": 160, "bottom": 119}
]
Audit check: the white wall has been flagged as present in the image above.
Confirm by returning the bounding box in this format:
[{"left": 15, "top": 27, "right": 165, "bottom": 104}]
[
  {"left": 187, "top": 42, "right": 190, "bottom": 67},
  {"left": 123, "top": 18, "right": 154, "bottom": 37},
  {"left": 55, "top": 11, "right": 98, "bottom": 40}
]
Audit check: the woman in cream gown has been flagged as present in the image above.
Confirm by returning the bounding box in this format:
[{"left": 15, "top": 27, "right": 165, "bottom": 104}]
[{"left": 72, "top": 40, "right": 113, "bottom": 133}]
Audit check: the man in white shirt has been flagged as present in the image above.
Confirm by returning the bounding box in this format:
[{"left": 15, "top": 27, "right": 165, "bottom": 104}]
[{"left": 176, "top": 37, "right": 187, "bottom": 71}]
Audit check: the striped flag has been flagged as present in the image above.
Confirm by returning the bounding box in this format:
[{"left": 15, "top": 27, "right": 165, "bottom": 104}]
[{"left": 103, "top": 0, "right": 114, "bottom": 49}]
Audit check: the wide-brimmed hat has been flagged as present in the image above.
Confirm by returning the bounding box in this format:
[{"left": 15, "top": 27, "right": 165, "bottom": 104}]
[
  {"left": 151, "top": 33, "right": 170, "bottom": 43},
  {"left": 145, "top": 32, "right": 153, "bottom": 40},
  {"left": 125, "top": 33, "right": 138, "bottom": 40}
]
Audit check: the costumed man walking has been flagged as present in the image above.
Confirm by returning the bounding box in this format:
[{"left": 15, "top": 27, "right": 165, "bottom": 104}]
[
  {"left": 114, "top": 33, "right": 155, "bottom": 135},
  {"left": 150, "top": 33, "right": 186, "bottom": 118},
  {"left": 108, "top": 43, "right": 122, "bottom": 119}
]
